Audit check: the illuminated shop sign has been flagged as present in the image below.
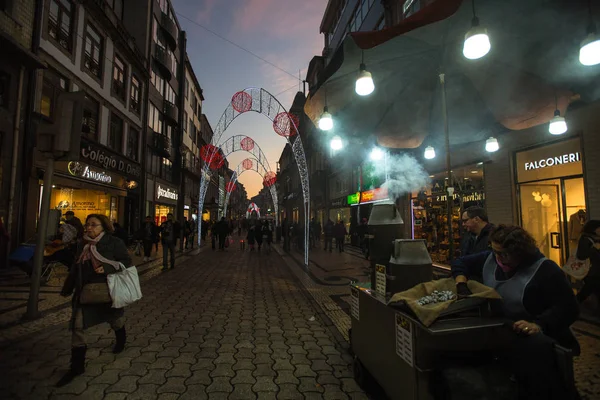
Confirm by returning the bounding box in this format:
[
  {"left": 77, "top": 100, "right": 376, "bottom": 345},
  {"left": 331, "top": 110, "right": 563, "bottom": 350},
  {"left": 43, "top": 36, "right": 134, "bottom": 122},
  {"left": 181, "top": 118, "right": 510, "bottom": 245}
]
[
  {"left": 80, "top": 140, "right": 142, "bottom": 178},
  {"left": 360, "top": 187, "right": 389, "bottom": 205},
  {"left": 347, "top": 192, "right": 360, "bottom": 205},
  {"left": 524, "top": 152, "right": 581, "bottom": 171},
  {"left": 156, "top": 184, "right": 179, "bottom": 204},
  {"left": 68, "top": 162, "right": 112, "bottom": 184}
]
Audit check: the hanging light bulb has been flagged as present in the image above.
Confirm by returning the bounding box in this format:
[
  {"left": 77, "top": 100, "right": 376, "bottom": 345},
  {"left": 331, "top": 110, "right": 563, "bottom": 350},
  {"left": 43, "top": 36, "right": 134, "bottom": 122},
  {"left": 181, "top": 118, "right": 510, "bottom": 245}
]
[
  {"left": 424, "top": 146, "right": 436, "bottom": 159},
  {"left": 485, "top": 137, "right": 499, "bottom": 152},
  {"left": 580, "top": 32, "right": 600, "bottom": 66},
  {"left": 318, "top": 106, "right": 333, "bottom": 131},
  {"left": 370, "top": 147, "right": 384, "bottom": 161},
  {"left": 549, "top": 110, "right": 568, "bottom": 135},
  {"left": 355, "top": 64, "right": 375, "bottom": 96},
  {"left": 330, "top": 135, "right": 343, "bottom": 150},
  {"left": 463, "top": 2, "right": 490, "bottom": 60}
]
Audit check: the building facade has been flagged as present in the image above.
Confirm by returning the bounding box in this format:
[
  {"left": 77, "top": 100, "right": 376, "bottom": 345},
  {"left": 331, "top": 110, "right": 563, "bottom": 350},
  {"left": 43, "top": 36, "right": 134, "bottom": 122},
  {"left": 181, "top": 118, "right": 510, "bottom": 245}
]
[
  {"left": 0, "top": 0, "right": 45, "bottom": 258},
  {"left": 23, "top": 0, "right": 148, "bottom": 240}
]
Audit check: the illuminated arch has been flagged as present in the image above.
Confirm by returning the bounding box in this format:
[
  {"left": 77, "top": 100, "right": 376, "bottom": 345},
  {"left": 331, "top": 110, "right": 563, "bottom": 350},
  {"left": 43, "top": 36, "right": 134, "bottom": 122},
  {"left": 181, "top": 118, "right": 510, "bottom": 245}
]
[
  {"left": 223, "top": 156, "right": 278, "bottom": 222},
  {"left": 246, "top": 202, "right": 261, "bottom": 219},
  {"left": 198, "top": 88, "right": 310, "bottom": 266}
]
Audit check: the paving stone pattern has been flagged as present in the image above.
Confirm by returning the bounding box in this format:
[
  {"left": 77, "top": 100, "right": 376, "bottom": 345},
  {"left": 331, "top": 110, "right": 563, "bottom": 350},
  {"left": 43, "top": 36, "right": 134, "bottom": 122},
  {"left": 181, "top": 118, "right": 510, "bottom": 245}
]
[{"left": 0, "top": 247, "right": 368, "bottom": 399}]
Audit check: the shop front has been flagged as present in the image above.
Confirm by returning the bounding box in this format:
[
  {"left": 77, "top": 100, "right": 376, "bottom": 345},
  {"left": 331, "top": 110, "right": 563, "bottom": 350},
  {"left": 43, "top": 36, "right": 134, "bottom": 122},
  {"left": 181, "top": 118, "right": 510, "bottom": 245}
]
[
  {"left": 411, "top": 164, "right": 486, "bottom": 264},
  {"left": 515, "top": 137, "right": 585, "bottom": 266},
  {"left": 42, "top": 161, "right": 130, "bottom": 229},
  {"left": 329, "top": 196, "right": 351, "bottom": 233},
  {"left": 153, "top": 181, "right": 179, "bottom": 225}
]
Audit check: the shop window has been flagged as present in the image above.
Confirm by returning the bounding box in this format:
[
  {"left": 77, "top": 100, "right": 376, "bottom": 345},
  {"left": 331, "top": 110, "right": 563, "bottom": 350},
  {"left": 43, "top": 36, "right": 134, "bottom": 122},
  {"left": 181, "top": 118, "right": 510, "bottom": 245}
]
[
  {"left": 82, "top": 94, "right": 99, "bottom": 140},
  {"left": 130, "top": 74, "right": 140, "bottom": 114},
  {"left": 127, "top": 128, "right": 139, "bottom": 161},
  {"left": 48, "top": 0, "right": 74, "bottom": 52},
  {"left": 51, "top": 187, "right": 116, "bottom": 223},
  {"left": 84, "top": 22, "right": 103, "bottom": 79},
  {"left": 112, "top": 53, "right": 126, "bottom": 101},
  {"left": 40, "top": 69, "right": 68, "bottom": 118},
  {"left": 109, "top": 113, "right": 123, "bottom": 153}
]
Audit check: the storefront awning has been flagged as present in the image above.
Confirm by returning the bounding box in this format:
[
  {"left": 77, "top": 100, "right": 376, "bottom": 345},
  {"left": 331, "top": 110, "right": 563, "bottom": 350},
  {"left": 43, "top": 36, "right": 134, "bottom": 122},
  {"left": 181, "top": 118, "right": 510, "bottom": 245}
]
[{"left": 304, "top": 0, "right": 600, "bottom": 150}]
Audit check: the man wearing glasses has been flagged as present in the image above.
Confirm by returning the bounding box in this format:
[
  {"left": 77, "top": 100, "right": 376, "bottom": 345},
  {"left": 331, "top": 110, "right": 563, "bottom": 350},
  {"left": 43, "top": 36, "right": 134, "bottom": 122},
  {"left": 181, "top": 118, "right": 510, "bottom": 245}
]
[{"left": 460, "top": 206, "right": 494, "bottom": 257}]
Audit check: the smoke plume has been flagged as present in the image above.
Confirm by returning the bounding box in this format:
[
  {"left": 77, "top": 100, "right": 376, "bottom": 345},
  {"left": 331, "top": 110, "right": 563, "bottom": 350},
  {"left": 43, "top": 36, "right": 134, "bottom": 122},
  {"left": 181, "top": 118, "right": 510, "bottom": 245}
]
[{"left": 373, "top": 153, "right": 429, "bottom": 199}]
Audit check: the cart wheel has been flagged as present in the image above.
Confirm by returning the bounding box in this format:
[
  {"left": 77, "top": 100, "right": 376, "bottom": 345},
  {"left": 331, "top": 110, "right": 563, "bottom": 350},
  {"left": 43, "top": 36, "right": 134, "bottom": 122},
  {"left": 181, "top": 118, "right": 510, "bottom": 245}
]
[{"left": 353, "top": 356, "right": 372, "bottom": 390}]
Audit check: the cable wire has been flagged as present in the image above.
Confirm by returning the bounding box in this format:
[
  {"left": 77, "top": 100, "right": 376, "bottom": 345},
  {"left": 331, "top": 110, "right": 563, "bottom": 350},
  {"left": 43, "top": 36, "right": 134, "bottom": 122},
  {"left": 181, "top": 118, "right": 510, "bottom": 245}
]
[{"left": 175, "top": 12, "right": 301, "bottom": 83}]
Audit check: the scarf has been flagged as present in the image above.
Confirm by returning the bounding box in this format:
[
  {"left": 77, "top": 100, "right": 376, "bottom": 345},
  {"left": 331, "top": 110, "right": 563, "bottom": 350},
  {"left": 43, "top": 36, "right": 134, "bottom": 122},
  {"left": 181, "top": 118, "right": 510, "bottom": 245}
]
[{"left": 78, "top": 232, "right": 122, "bottom": 271}]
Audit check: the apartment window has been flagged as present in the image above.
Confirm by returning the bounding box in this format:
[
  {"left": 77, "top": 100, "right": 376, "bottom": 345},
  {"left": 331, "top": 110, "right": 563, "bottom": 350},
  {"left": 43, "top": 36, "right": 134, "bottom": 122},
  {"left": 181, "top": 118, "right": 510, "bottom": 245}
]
[
  {"left": 82, "top": 95, "right": 99, "bottom": 140},
  {"left": 165, "top": 84, "right": 176, "bottom": 105},
  {"left": 189, "top": 118, "right": 194, "bottom": 138},
  {"left": 48, "top": 0, "right": 74, "bottom": 52},
  {"left": 151, "top": 68, "right": 164, "bottom": 96},
  {"left": 40, "top": 69, "right": 68, "bottom": 118},
  {"left": 130, "top": 74, "right": 141, "bottom": 114},
  {"left": 161, "top": 158, "right": 172, "bottom": 181},
  {"left": 109, "top": 113, "right": 123, "bottom": 153},
  {"left": 183, "top": 112, "right": 188, "bottom": 132},
  {"left": 148, "top": 102, "right": 163, "bottom": 133},
  {"left": 185, "top": 79, "right": 189, "bottom": 99},
  {"left": 197, "top": 102, "right": 201, "bottom": 117},
  {"left": 84, "top": 23, "right": 103, "bottom": 78},
  {"left": 107, "top": 0, "right": 123, "bottom": 20},
  {"left": 127, "top": 128, "right": 139, "bottom": 161},
  {"left": 112, "top": 54, "right": 126, "bottom": 100}
]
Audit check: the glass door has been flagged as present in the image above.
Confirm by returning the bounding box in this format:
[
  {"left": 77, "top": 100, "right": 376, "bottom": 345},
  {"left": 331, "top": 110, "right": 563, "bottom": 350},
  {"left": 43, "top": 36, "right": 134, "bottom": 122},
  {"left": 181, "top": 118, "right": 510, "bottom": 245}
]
[
  {"left": 563, "top": 177, "right": 587, "bottom": 258},
  {"left": 519, "top": 180, "right": 564, "bottom": 265}
]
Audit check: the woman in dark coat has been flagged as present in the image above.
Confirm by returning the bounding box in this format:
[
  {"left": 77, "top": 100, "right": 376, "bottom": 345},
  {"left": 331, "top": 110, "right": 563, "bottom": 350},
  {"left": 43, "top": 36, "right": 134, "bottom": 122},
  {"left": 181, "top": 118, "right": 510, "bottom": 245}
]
[
  {"left": 57, "top": 214, "right": 132, "bottom": 387},
  {"left": 576, "top": 220, "right": 600, "bottom": 305}
]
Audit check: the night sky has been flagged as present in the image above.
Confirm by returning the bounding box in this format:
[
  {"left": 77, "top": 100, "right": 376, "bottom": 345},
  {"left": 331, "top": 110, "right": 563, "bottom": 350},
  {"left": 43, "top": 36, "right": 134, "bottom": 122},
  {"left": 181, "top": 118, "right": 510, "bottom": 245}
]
[{"left": 172, "top": 0, "right": 327, "bottom": 197}]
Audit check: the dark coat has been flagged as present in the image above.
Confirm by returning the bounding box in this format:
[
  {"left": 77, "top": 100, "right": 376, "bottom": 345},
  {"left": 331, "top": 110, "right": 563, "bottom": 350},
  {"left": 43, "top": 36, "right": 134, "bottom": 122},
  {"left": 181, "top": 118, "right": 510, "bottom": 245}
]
[
  {"left": 137, "top": 222, "right": 159, "bottom": 242},
  {"left": 460, "top": 223, "right": 494, "bottom": 256},
  {"left": 451, "top": 251, "right": 580, "bottom": 352},
  {"left": 334, "top": 223, "right": 347, "bottom": 238},
  {"left": 577, "top": 233, "right": 600, "bottom": 279},
  {"left": 61, "top": 234, "right": 132, "bottom": 330}
]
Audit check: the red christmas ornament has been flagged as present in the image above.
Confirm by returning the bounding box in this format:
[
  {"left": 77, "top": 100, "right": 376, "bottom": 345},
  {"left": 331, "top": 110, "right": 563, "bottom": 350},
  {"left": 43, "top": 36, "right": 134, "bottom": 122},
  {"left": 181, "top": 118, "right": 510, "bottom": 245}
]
[
  {"left": 226, "top": 181, "right": 236, "bottom": 193},
  {"left": 200, "top": 144, "right": 224, "bottom": 170},
  {"left": 263, "top": 171, "right": 277, "bottom": 187},
  {"left": 273, "top": 112, "right": 299, "bottom": 137},
  {"left": 240, "top": 136, "right": 255, "bottom": 151},
  {"left": 231, "top": 91, "right": 252, "bottom": 113},
  {"left": 242, "top": 158, "right": 253, "bottom": 170}
]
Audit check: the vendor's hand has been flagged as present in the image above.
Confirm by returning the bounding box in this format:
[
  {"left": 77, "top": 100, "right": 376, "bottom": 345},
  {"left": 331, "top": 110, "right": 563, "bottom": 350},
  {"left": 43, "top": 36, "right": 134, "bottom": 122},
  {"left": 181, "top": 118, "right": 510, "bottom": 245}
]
[
  {"left": 456, "top": 282, "right": 472, "bottom": 298},
  {"left": 513, "top": 320, "right": 541, "bottom": 336},
  {"left": 94, "top": 266, "right": 105, "bottom": 274}
]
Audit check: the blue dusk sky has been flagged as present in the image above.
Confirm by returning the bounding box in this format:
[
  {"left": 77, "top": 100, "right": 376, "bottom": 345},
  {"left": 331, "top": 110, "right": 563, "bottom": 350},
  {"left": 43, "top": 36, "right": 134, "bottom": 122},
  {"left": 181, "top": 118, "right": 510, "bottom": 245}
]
[{"left": 172, "top": 0, "right": 327, "bottom": 197}]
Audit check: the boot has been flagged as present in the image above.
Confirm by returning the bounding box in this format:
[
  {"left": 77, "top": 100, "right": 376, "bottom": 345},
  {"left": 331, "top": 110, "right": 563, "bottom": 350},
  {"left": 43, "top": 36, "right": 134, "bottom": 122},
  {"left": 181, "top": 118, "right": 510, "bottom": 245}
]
[
  {"left": 56, "top": 346, "right": 86, "bottom": 387},
  {"left": 113, "top": 326, "right": 126, "bottom": 354}
]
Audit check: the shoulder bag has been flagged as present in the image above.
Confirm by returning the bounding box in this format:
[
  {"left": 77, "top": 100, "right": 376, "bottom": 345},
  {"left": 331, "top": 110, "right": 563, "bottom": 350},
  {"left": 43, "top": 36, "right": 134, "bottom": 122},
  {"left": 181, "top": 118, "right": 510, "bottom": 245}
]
[
  {"left": 563, "top": 237, "right": 594, "bottom": 280},
  {"left": 107, "top": 263, "right": 142, "bottom": 308}
]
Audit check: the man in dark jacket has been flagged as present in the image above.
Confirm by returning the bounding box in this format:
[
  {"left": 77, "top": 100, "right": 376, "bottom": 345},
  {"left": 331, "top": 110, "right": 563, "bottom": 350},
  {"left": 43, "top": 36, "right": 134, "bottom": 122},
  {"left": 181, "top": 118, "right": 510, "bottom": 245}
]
[
  {"left": 160, "top": 213, "right": 180, "bottom": 270},
  {"left": 64, "top": 211, "right": 84, "bottom": 239},
  {"left": 215, "top": 217, "right": 229, "bottom": 251},
  {"left": 334, "top": 220, "right": 347, "bottom": 253},
  {"left": 137, "top": 216, "right": 158, "bottom": 262},
  {"left": 460, "top": 206, "right": 494, "bottom": 256}
]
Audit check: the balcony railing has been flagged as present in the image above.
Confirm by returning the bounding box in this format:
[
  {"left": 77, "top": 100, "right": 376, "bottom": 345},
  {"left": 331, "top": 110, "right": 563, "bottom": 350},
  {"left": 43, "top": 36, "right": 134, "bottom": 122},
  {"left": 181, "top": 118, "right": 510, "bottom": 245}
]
[
  {"left": 160, "top": 12, "right": 178, "bottom": 51},
  {"left": 164, "top": 100, "right": 178, "bottom": 125},
  {"left": 153, "top": 44, "right": 172, "bottom": 80},
  {"left": 150, "top": 131, "right": 171, "bottom": 158}
]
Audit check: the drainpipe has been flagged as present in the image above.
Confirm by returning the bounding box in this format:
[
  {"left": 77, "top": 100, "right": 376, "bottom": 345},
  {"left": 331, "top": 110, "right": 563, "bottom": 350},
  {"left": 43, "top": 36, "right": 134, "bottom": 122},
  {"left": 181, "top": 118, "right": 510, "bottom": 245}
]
[{"left": 6, "top": 67, "right": 25, "bottom": 245}]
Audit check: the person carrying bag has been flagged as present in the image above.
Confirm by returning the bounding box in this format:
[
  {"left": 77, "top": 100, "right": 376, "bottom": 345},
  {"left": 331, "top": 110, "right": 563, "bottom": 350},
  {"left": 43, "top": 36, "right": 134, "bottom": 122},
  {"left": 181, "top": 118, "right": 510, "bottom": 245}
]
[
  {"left": 574, "top": 220, "right": 600, "bottom": 305},
  {"left": 57, "top": 214, "right": 141, "bottom": 387}
]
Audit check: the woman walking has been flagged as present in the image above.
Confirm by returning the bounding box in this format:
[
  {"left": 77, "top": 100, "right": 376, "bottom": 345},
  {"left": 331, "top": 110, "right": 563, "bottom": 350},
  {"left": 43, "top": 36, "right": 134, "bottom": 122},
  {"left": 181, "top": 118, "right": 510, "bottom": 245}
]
[
  {"left": 57, "top": 214, "right": 132, "bottom": 387},
  {"left": 576, "top": 220, "right": 600, "bottom": 307}
]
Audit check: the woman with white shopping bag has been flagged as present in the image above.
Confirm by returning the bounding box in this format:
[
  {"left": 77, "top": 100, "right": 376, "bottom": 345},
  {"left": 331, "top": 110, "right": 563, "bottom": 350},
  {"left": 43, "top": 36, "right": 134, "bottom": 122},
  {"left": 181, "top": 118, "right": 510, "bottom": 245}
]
[
  {"left": 575, "top": 220, "right": 600, "bottom": 306},
  {"left": 57, "top": 214, "right": 141, "bottom": 387}
]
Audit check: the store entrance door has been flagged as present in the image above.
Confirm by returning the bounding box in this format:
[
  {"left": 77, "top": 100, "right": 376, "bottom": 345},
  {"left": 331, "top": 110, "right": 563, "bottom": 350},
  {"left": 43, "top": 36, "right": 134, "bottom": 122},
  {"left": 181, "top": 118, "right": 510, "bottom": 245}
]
[{"left": 519, "top": 177, "right": 587, "bottom": 266}]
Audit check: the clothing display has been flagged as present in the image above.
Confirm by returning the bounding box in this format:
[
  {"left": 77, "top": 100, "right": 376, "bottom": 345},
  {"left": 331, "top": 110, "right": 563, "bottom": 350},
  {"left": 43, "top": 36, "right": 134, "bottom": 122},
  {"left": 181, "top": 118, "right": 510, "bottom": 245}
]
[{"left": 568, "top": 210, "right": 586, "bottom": 241}]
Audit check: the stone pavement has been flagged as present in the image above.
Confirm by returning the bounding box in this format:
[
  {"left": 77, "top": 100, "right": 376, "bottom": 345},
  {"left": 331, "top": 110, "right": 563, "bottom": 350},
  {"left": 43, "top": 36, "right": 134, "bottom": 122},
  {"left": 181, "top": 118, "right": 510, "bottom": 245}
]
[
  {"left": 0, "top": 242, "right": 198, "bottom": 342},
  {"left": 0, "top": 241, "right": 368, "bottom": 399}
]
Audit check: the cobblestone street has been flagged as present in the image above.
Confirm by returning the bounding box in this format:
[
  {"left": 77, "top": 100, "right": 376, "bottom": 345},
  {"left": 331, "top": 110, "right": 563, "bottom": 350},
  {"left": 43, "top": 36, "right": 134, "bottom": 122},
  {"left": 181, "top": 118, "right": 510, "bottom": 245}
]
[{"left": 0, "top": 244, "right": 367, "bottom": 400}]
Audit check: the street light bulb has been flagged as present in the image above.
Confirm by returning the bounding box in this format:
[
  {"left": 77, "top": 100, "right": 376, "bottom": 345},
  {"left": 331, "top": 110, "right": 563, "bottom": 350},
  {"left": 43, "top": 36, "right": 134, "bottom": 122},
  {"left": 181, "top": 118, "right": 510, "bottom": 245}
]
[
  {"left": 549, "top": 111, "right": 567, "bottom": 135},
  {"left": 318, "top": 107, "right": 333, "bottom": 131},
  {"left": 355, "top": 64, "right": 374, "bottom": 96},
  {"left": 330, "top": 135, "right": 343, "bottom": 150},
  {"left": 579, "top": 32, "right": 600, "bottom": 66},
  {"left": 485, "top": 137, "right": 499, "bottom": 153},
  {"left": 463, "top": 19, "right": 490, "bottom": 60},
  {"left": 370, "top": 147, "right": 384, "bottom": 161},
  {"left": 424, "top": 146, "right": 436, "bottom": 159}
]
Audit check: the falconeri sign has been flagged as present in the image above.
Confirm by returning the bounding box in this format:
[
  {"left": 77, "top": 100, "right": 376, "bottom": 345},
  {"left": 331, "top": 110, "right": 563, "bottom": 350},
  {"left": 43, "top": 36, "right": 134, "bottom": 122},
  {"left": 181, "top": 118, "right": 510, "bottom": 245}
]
[{"left": 524, "top": 152, "right": 581, "bottom": 171}]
